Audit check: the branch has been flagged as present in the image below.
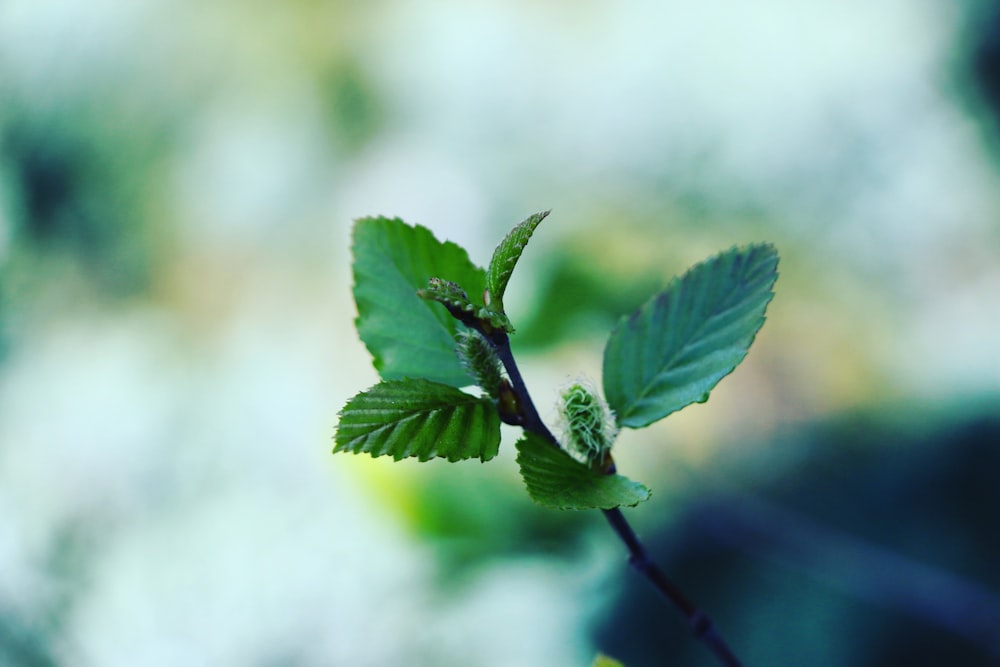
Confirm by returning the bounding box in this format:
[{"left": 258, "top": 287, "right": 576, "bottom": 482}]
[
  {"left": 488, "top": 331, "right": 557, "bottom": 442},
  {"left": 603, "top": 507, "right": 743, "bottom": 667},
  {"left": 485, "top": 328, "right": 744, "bottom": 667}
]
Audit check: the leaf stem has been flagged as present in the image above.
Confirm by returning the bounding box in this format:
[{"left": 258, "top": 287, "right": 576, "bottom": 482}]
[{"left": 485, "top": 327, "right": 744, "bottom": 667}]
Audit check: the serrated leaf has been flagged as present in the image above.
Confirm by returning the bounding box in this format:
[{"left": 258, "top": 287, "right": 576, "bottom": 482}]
[
  {"left": 515, "top": 433, "right": 650, "bottom": 510},
  {"left": 485, "top": 210, "right": 550, "bottom": 317},
  {"left": 352, "top": 217, "right": 486, "bottom": 386},
  {"left": 603, "top": 243, "right": 778, "bottom": 429},
  {"left": 418, "top": 277, "right": 473, "bottom": 308},
  {"left": 418, "top": 277, "right": 512, "bottom": 332},
  {"left": 335, "top": 379, "right": 501, "bottom": 462}
]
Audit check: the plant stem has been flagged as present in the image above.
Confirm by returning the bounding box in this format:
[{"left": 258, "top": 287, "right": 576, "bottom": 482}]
[
  {"left": 489, "top": 331, "right": 558, "bottom": 443},
  {"left": 487, "top": 328, "right": 744, "bottom": 667},
  {"left": 603, "top": 507, "right": 743, "bottom": 667}
]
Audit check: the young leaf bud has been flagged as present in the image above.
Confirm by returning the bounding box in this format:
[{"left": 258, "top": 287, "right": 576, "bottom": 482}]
[
  {"left": 456, "top": 330, "right": 505, "bottom": 399},
  {"left": 557, "top": 379, "right": 619, "bottom": 468}
]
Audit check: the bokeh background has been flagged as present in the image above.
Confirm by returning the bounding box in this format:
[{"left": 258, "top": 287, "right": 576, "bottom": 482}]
[{"left": 1, "top": 1, "right": 999, "bottom": 666}]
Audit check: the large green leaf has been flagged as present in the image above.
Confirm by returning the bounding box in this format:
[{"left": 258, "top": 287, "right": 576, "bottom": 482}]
[
  {"left": 335, "top": 379, "right": 501, "bottom": 462},
  {"left": 352, "top": 217, "right": 486, "bottom": 387},
  {"left": 515, "top": 433, "right": 650, "bottom": 510},
  {"left": 603, "top": 243, "right": 778, "bottom": 428},
  {"left": 484, "top": 211, "right": 549, "bottom": 320}
]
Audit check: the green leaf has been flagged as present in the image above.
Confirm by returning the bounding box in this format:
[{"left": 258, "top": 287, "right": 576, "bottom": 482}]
[
  {"left": 335, "top": 379, "right": 501, "bottom": 462},
  {"left": 352, "top": 217, "right": 486, "bottom": 387},
  {"left": 485, "top": 210, "right": 550, "bottom": 319},
  {"left": 603, "top": 243, "right": 778, "bottom": 429},
  {"left": 515, "top": 433, "right": 650, "bottom": 510},
  {"left": 418, "top": 277, "right": 511, "bottom": 332}
]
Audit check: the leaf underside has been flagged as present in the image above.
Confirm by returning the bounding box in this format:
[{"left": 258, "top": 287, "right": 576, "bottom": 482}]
[
  {"left": 603, "top": 243, "right": 779, "bottom": 429},
  {"left": 335, "top": 379, "right": 501, "bottom": 462},
  {"left": 485, "top": 210, "right": 550, "bottom": 316},
  {"left": 515, "top": 433, "right": 650, "bottom": 510},
  {"left": 352, "top": 217, "right": 486, "bottom": 387}
]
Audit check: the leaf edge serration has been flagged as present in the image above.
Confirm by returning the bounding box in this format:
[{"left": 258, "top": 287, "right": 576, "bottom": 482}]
[
  {"left": 515, "top": 433, "right": 650, "bottom": 510},
  {"left": 602, "top": 242, "right": 779, "bottom": 429},
  {"left": 485, "top": 210, "right": 551, "bottom": 316},
  {"left": 334, "top": 378, "right": 501, "bottom": 463}
]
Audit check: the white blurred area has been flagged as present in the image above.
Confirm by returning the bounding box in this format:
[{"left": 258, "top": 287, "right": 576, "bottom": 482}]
[{"left": 0, "top": 0, "right": 998, "bottom": 665}]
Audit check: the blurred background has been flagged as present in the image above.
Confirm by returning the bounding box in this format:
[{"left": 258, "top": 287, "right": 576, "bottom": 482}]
[{"left": 1, "top": 1, "right": 998, "bottom": 666}]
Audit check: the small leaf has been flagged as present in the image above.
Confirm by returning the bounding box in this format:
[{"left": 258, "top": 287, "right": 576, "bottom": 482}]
[
  {"left": 418, "top": 277, "right": 511, "bottom": 332},
  {"left": 335, "top": 379, "right": 501, "bottom": 462},
  {"left": 418, "top": 277, "right": 473, "bottom": 308},
  {"left": 515, "top": 433, "right": 650, "bottom": 510},
  {"left": 485, "top": 210, "right": 550, "bottom": 317},
  {"left": 352, "top": 217, "right": 486, "bottom": 387},
  {"left": 603, "top": 243, "right": 778, "bottom": 428}
]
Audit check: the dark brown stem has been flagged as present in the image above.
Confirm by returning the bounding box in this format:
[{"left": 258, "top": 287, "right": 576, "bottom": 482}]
[
  {"left": 478, "top": 324, "right": 744, "bottom": 667},
  {"left": 489, "top": 330, "right": 558, "bottom": 443},
  {"left": 603, "top": 507, "right": 743, "bottom": 667}
]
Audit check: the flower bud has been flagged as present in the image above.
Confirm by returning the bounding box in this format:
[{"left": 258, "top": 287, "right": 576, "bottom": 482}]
[
  {"left": 557, "top": 379, "right": 619, "bottom": 468},
  {"left": 455, "top": 330, "right": 504, "bottom": 398}
]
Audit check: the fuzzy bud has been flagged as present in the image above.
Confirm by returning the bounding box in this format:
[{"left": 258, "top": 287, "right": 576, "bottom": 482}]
[
  {"left": 456, "top": 330, "right": 505, "bottom": 398},
  {"left": 557, "top": 378, "right": 619, "bottom": 468}
]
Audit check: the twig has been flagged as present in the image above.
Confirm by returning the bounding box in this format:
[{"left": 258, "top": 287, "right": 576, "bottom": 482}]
[
  {"left": 485, "top": 328, "right": 744, "bottom": 667},
  {"left": 488, "top": 331, "right": 557, "bottom": 442},
  {"left": 604, "top": 507, "right": 743, "bottom": 667}
]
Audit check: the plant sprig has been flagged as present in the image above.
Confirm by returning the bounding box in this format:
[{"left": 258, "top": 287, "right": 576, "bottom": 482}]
[{"left": 335, "top": 211, "right": 779, "bottom": 667}]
